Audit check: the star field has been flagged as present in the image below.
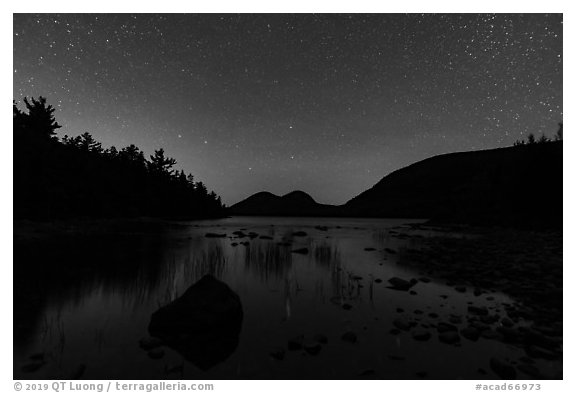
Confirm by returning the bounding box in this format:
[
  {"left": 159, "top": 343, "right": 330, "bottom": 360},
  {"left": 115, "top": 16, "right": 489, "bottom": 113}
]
[{"left": 13, "top": 14, "right": 563, "bottom": 205}]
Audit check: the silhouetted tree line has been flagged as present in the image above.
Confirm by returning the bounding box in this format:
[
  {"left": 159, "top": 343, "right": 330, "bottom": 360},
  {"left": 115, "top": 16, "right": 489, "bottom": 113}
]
[
  {"left": 513, "top": 123, "right": 563, "bottom": 146},
  {"left": 14, "top": 96, "right": 225, "bottom": 219}
]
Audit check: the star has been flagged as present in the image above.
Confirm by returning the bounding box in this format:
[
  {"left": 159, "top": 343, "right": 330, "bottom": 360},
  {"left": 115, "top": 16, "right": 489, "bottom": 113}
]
[{"left": 12, "top": 14, "right": 562, "bottom": 205}]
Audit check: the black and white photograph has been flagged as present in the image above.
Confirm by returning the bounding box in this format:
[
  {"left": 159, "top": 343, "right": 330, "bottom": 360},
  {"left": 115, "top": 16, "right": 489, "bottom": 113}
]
[{"left": 11, "top": 5, "right": 565, "bottom": 384}]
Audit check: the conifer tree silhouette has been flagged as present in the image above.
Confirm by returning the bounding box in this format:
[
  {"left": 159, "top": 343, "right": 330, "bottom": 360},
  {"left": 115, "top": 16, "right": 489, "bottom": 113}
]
[
  {"left": 554, "top": 123, "right": 563, "bottom": 141},
  {"left": 14, "top": 96, "right": 224, "bottom": 219},
  {"left": 22, "top": 96, "right": 61, "bottom": 139},
  {"left": 149, "top": 148, "right": 177, "bottom": 175}
]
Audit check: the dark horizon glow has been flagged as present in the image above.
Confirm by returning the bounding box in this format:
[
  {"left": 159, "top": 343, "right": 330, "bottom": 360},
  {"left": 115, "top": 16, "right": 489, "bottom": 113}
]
[{"left": 13, "top": 14, "right": 563, "bottom": 205}]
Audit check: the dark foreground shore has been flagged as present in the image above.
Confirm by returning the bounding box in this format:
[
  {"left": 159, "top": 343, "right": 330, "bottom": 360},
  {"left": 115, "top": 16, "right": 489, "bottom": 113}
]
[
  {"left": 395, "top": 224, "right": 562, "bottom": 379},
  {"left": 13, "top": 218, "right": 562, "bottom": 379},
  {"left": 13, "top": 217, "right": 204, "bottom": 243}
]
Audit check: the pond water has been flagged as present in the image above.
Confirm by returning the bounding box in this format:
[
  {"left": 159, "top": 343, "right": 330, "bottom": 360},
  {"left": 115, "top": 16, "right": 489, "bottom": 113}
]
[{"left": 13, "top": 217, "right": 554, "bottom": 379}]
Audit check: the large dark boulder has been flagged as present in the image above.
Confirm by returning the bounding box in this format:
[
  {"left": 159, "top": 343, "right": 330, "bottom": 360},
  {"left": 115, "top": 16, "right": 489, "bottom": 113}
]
[{"left": 148, "top": 275, "right": 243, "bottom": 370}]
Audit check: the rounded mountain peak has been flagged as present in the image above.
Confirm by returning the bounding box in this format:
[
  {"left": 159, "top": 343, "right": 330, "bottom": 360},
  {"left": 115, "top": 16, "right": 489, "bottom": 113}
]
[{"left": 281, "top": 190, "right": 316, "bottom": 204}]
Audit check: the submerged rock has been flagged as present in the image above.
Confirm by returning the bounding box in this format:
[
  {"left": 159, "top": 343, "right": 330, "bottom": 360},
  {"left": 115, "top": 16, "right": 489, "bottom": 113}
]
[
  {"left": 393, "top": 318, "right": 412, "bottom": 331},
  {"left": 387, "top": 277, "right": 414, "bottom": 291},
  {"left": 148, "top": 275, "right": 243, "bottom": 371},
  {"left": 28, "top": 353, "right": 44, "bottom": 362},
  {"left": 269, "top": 348, "right": 285, "bottom": 360},
  {"left": 139, "top": 336, "right": 164, "bottom": 350},
  {"left": 21, "top": 362, "right": 45, "bottom": 373},
  {"left": 524, "top": 328, "right": 560, "bottom": 348},
  {"left": 313, "top": 334, "right": 328, "bottom": 344},
  {"left": 490, "top": 358, "right": 517, "bottom": 380},
  {"left": 205, "top": 233, "right": 227, "bottom": 238},
  {"left": 525, "top": 345, "right": 558, "bottom": 360},
  {"left": 437, "top": 322, "right": 458, "bottom": 333},
  {"left": 460, "top": 327, "right": 480, "bottom": 341},
  {"left": 448, "top": 315, "right": 463, "bottom": 325},
  {"left": 341, "top": 331, "right": 358, "bottom": 343},
  {"left": 412, "top": 329, "right": 431, "bottom": 341},
  {"left": 468, "top": 306, "right": 489, "bottom": 316},
  {"left": 496, "top": 327, "right": 521, "bottom": 343},
  {"left": 470, "top": 321, "right": 490, "bottom": 331},
  {"left": 287, "top": 336, "right": 304, "bottom": 351},
  {"left": 438, "top": 331, "right": 460, "bottom": 344},
  {"left": 148, "top": 348, "right": 165, "bottom": 359},
  {"left": 70, "top": 364, "right": 87, "bottom": 380},
  {"left": 517, "top": 363, "right": 541, "bottom": 378},
  {"left": 481, "top": 329, "right": 501, "bottom": 340},
  {"left": 501, "top": 317, "right": 514, "bottom": 328},
  {"left": 303, "top": 342, "right": 322, "bottom": 356}
]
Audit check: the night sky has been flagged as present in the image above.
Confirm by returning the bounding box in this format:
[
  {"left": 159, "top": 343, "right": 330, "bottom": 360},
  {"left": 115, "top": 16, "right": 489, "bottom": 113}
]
[{"left": 13, "top": 14, "right": 563, "bottom": 205}]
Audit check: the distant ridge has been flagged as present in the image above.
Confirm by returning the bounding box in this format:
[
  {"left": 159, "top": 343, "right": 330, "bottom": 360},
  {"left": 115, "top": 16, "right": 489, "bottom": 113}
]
[
  {"left": 343, "top": 141, "right": 562, "bottom": 228},
  {"left": 228, "top": 190, "right": 339, "bottom": 217},
  {"left": 229, "top": 142, "right": 562, "bottom": 228}
]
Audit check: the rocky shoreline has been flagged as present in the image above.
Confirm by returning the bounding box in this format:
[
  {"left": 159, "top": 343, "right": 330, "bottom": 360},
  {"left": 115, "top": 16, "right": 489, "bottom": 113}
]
[{"left": 394, "top": 225, "right": 562, "bottom": 379}]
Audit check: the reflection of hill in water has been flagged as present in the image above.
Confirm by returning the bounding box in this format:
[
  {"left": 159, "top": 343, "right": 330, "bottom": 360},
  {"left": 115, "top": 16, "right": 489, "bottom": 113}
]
[
  {"left": 14, "top": 233, "right": 181, "bottom": 348},
  {"left": 14, "top": 229, "right": 232, "bottom": 345}
]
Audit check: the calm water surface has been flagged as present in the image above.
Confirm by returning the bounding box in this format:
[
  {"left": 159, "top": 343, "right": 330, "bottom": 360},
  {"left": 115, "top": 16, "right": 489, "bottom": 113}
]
[{"left": 14, "top": 217, "right": 553, "bottom": 379}]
